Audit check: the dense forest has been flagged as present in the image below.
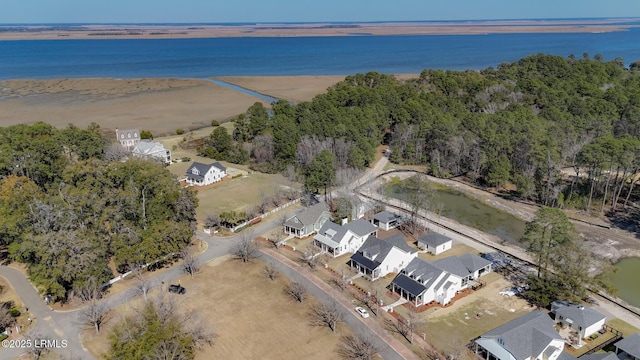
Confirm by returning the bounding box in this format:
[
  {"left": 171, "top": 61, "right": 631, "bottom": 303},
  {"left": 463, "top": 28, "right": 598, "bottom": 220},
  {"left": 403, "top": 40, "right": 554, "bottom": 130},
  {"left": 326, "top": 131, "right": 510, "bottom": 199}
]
[
  {"left": 0, "top": 123, "right": 197, "bottom": 300},
  {"left": 201, "top": 54, "right": 640, "bottom": 214}
]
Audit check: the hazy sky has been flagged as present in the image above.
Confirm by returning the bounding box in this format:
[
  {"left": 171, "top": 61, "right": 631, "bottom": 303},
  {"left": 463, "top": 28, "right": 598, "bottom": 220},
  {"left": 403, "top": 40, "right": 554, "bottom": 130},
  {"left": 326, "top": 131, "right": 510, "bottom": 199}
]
[{"left": 3, "top": 0, "right": 640, "bottom": 24}]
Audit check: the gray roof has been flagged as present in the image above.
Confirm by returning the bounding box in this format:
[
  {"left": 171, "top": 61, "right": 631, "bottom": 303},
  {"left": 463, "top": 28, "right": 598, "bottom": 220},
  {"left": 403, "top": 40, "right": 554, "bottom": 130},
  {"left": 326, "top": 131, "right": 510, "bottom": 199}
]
[
  {"left": 402, "top": 257, "right": 446, "bottom": 284},
  {"left": 434, "top": 256, "right": 473, "bottom": 278},
  {"left": 615, "top": 333, "right": 640, "bottom": 358},
  {"left": 373, "top": 211, "right": 400, "bottom": 223},
  {"left": 133, "top": 141, "right": 166, "bottom": 154},
  {"left": 344, "top": 219, "right": 377, "bottom": 237},
  {"left": 391, "top": 274, "right": 426, "bottom": 297},
  {"left": 418, "top": 232, "right": 452, "bottom": 247},
  {"left": 459, "top": 253, "right": 492, "bottom": 273},
  {"left": 286, "top": 202, "right": 330, "bottom": 229},
  {"left": 555, "top": 304, "right": 606, "bottom": 328},
  {"left": 579, "top": 353, "right": 616, "bottom": 360},
  {"left": 186, "top": 161, "right": 226, "bottom": 179},
  {"left": 116, "top": 129, "right": 140, "bottom": 141},
  {"left": 315, "top": 221, "right": 346, "bottom": 240},
  {"left": 480, "top": 310, "right": 563, "bottom": 360},
  {"left": 355, "top": 234, "right": 416, "bottom": 266}
]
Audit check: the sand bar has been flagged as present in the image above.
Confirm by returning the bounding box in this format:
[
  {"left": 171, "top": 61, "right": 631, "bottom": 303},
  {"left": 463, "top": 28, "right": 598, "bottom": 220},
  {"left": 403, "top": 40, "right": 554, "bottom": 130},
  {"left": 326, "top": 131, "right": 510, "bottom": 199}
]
[
  {"left": 0, "top": 19, "right": 638, "bottom": 40},
  {"left": 0, "top": 76, "right": 349, "bottom": 134}
]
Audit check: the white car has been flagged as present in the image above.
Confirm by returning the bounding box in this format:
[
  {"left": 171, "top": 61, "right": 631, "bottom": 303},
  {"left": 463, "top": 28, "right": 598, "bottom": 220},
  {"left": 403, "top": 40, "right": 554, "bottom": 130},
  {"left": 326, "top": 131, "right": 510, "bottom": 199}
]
[{"left": 355, "top": 307, "right": 370, "bottom": 318}]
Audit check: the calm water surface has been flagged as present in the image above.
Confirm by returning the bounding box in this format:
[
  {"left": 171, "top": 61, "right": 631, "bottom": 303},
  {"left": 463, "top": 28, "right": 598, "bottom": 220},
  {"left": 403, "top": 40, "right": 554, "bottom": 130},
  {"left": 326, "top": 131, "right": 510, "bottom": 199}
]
[{"left": 611, "top": 257, "right": 640, "bottom": 308}]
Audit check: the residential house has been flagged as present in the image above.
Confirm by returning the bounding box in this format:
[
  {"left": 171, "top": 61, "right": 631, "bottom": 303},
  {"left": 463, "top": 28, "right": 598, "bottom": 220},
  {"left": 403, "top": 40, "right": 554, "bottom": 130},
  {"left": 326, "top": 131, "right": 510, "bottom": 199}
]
[
  {"left": 349, "top": 234, "right": 418, "bottom": 280},
  {"left": 390, "top": 253, "right": 491, "bottom": 306},
  {"left": 474, "top": 310, "right": 570, "bottom": 360},
  {"left": 132, "top": 140, "right": 172, "bottom": 164},
  {"left": 555, "top": 304, "right": 606, "bottom": 339},
  {"left": 115, "top": 128, "right": 141, "bottom": 150},
  {"left": 418, "top": 232, "right": 453, "bottom": 255},
  {"left": 313, "top": 219, "right": 378, "bottom": 257},
  {"left": 283, "top": 203, "right": 332, "bottom": 238},
  {"left": 185, "top": 162, "right": 226, "bottom": 186},
  {"left": 615, "top": 333, "right": 640, "bottom": 360},
  {"left": 371, "top": 211, "right": 401, "bottom": 231}
]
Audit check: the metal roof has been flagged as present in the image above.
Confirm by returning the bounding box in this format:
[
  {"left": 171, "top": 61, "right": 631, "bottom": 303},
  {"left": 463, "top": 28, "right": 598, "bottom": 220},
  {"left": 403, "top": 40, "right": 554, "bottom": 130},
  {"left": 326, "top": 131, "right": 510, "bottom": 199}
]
[{"left": 391, "top": 274, "right": 426, "bottom": 297}]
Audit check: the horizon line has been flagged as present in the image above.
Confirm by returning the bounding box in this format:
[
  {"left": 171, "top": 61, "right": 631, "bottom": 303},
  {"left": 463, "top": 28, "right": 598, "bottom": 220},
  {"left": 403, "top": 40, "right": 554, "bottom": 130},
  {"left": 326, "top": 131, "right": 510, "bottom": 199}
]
[{"left": 1, "top": 16, "right": 639, "bottom": 26}]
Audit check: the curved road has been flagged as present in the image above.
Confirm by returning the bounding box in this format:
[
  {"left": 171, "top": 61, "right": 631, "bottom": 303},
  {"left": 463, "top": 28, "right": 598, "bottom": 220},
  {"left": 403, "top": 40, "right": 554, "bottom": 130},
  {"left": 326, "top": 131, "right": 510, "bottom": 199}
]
[{"left": 0, "top": 154, "right": 408, "bottom": 360}]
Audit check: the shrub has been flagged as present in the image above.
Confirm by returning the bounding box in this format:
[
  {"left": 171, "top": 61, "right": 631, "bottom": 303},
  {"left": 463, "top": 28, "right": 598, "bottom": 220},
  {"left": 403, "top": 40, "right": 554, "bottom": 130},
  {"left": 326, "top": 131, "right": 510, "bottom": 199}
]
[
  {"left": 211, "top": 119, "right": 220, "bottom": 127},
  {"left": 9, "top": 309, "right": 20, "bottom": 317},
  {"left": 0, "top": 334, "right": 8, "bottom": 342},
  {"left": 181, "top": 157, "right": 191, "bottom": 162},
  {"left": 140, "top": 130, "right": 153, "bottom": 139},
  {"left": 176, "top": 128, "right": 185, "bottom": 135}
]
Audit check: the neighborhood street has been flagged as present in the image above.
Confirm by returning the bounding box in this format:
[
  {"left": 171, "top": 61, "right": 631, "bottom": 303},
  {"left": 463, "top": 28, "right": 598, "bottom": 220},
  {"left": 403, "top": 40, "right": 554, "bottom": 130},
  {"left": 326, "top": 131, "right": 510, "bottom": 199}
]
[{"left": 1, "top": 152, "right": 640, "bottom": 359}]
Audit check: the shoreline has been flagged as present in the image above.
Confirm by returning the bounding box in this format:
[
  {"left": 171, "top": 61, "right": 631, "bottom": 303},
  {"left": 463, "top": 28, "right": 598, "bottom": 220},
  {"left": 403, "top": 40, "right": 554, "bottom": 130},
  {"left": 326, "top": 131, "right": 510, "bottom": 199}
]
[{"left": 0, "top": 19, "right": 638, "bottom": 40}]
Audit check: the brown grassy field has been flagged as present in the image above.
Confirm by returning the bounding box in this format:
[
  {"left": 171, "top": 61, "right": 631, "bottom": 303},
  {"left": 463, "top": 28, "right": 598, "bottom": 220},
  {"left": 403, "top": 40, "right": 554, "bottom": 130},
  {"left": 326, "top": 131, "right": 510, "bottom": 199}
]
[{"left": 81, "top": 257, "right": 351, "bottom": 360}]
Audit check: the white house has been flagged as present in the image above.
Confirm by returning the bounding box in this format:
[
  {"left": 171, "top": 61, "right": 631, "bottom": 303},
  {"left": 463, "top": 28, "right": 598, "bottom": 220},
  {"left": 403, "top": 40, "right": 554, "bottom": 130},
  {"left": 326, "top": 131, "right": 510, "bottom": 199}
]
[
  {"left": 390, "top": 253, "right": 492, "bottom": 306},
  {"left": 349, "top": 234, "right": 418, "bottom": 280},
  {"left": 474, "top": 310, "right": 572, "bottom": 360},
  {"left": 371, "top": 211, "right": 401, "bottom": 231},
  {"left": 418, "top": 232, "right": 453, "bottom": 255},
  {"left": 132, "top": 140, "right": 172, "bottom": 164},
  {"left": 555, "top": 304, "right": 606, "bottom": 340},
  {"left": 185, "top": 162, "right": 226, "bottom": 186},
  {"left": 115, "top": 128, "right": 141, "bottom": 150},
  {"left": 313, "top": 219, "right": 377, "bottom": 258}
]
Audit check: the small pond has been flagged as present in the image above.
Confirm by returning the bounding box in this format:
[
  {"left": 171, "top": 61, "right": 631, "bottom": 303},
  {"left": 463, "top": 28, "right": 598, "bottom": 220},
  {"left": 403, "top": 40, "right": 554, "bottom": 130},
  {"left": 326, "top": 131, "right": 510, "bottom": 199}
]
[
  {"left": 610, "top": 257, "right": 640, "bottom": 308},
  {"left": 386, "top": 180, "right": 526, "bottom": 244}
]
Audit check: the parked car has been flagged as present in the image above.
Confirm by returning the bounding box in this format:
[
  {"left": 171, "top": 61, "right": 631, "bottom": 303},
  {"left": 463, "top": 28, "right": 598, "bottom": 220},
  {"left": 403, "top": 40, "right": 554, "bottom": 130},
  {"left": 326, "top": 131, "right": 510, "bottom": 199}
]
[
  {"left": 355, "top": 307, "right": 369, "bottom": 318},
  {"left": 169, "top": 284, "right": 186, "bottom": 294}
]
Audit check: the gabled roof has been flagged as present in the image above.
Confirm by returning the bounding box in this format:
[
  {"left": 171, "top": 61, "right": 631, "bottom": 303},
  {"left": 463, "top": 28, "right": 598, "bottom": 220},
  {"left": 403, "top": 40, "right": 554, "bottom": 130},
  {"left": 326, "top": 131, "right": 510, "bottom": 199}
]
[
  {"left": 555, "top": 304, "right": 606, "bottom": 328},
  {"left": 481, "top": 310, "right": 563, "bottom": 360},
  {"left": 313, "top": 221, "right": 346, "bottom": 247},
  {"left": 132, "top": 140, "right": 166, "bottom": 154},
  {"left": 344, "top": 219, "right": 377, "bottom": 237},
  {"left": 418, "top": 232, "right": 452, "bottom": 247},
  {"left": 433, "top": 256, "right": 472, "bottom": 278},
  {"left": 402, "top": 257, "right": 446, "bottom": 284},
  {"left": 615, "top": 333, "right": 640, "bottom": 358},
  {"left": 352, "top": 234, "right": 415, "bottom": 271},
  {"left": 459, "top": 253, "right": 492, "bottom": 273},
  {"left": 298, "top": 202, "right": 330, "bottom": 226},
  {"left": 372, "top": 211, "right": 400, "bottom": 223},
  {"left": 186, "top": 161, "right": 226, "bottom": 178},
  {"left": 116, "top": 128, "right": 139, "bottom": 140}
]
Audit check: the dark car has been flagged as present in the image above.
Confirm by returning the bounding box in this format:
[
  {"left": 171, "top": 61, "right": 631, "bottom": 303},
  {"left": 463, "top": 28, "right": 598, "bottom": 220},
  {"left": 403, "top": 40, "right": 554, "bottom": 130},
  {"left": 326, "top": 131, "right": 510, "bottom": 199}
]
[{"left": 168, "top": 284, "right": 186, "bottom": 294}]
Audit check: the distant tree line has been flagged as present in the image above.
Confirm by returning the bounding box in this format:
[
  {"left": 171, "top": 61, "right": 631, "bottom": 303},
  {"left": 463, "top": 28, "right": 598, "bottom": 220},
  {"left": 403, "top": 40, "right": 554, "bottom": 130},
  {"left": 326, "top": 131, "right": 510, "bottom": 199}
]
[
  {"left": 199, "top": 54, "right": 640, "bottom": 213},
  {"left": 0, "top": 123, "right": 197, "bottom": 301}
]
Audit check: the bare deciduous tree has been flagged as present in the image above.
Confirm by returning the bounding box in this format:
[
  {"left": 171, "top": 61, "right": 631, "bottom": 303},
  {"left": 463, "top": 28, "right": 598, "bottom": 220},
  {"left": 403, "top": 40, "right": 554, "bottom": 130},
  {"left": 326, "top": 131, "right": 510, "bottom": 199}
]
[
  {"left": 286, "top": 281, "right": 307, "bottom": 303},
  {"left": 309, "top": 301, "right": 343, "bottom": 332},
  {"left": 263, "top": 264, "right": 278, "bottom": 281},
  {"left": 204, "top": 214, "right": 220, "bottom": 229},
  {"left": 0, "top": 306, "right": 16, "bottom": 332},
  {"left": 81, "top": 300, "right": 108, "bottom": 335},
  {"left": 131, "top": 265, "right": 153, "bottom": 301},
  {"left": 302, "top": 243, "right": 321, "bottom": 270},
  {"left": 77, "top": 276, "right": 108, "bottom": 335},
  {"left": 180, "top": 246, "right": 200, "bottom": 278},
  {"left": 336, "top": 334, "right": 379, "bottom": 360},
  {"left": 104, "top": 143, "right": 129, "bottom": 162},
  {"left": 233, "top": 232, "right": 258, "bottom": 263},
  {"left": 24, "top": 328, "right": 51, "bottom": 360}
]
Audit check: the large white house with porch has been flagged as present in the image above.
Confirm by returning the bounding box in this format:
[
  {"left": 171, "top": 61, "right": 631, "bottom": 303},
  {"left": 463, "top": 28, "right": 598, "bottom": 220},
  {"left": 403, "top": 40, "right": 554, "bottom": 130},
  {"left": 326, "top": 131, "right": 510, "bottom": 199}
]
[
  {"left": 349, "top": 234, "right": 418, "bottom": 281},
  {"left": 132, "top": 140, "right": 172, "bottom": 164},
  {"left": 185, "top": 162, "right": 226, "bottom": 186},
  {"left": 390, "top": 253, "right": 492, "bottom": 306},
  {"left": 313, "top": 219, "right": 377, "bottom": 258}
]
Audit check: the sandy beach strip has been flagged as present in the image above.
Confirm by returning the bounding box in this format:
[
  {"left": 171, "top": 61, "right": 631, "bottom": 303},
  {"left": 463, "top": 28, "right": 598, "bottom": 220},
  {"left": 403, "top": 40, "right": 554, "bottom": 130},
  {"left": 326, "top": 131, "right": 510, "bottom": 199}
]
[
  {"left": 0, "top": 76, "right": 349, "bottom": 134},
  {"left": 0, "top": 19, "right": 637, "bottom": 40}
]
